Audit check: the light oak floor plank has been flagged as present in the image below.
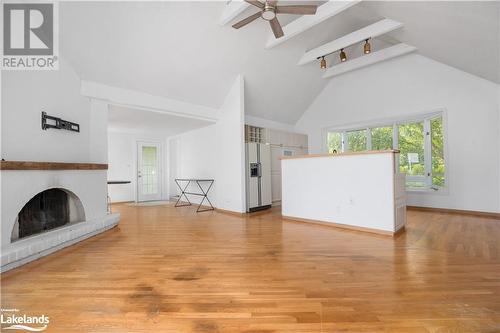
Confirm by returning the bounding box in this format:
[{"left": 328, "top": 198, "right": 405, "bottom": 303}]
[{"left": 1, "top": 205, "right": 499, "bottom": 332}]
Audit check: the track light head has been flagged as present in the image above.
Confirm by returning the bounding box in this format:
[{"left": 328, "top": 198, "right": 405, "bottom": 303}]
[
  {"left": 320, "top": 56, "right": 327, "bottom": 69},
  {"left": 364, "top": 39, "right": 371, "bottom": 54},
  {"left": 339, "top": 49, "right": 347, "bottom": 62}
]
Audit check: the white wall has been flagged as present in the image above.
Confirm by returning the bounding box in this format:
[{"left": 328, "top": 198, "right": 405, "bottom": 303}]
[
  {"left": 171, "top": 76, "right": 246, "bottom": 213},
  {"left": 89, "top": 100, "right": 109, "bottom": 164},
  {"left": 1, "top": 61, "right": 91, "bottom": 162},
  {"left": 214, "top": 76, "right": 246, "bottom": 212},
  {"left": 296, "top": 54, "right": 500, "bottom": 213},
  {"left": 107, "top": 131, "right": 167, "bottom": 203},
  {"left": 174, "top": 125, "right": 216, "bottom": 203}
]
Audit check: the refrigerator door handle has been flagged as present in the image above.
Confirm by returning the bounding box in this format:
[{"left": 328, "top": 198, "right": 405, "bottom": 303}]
[{"left": 257, "top": 162, "right": 262, "bottom": 178}]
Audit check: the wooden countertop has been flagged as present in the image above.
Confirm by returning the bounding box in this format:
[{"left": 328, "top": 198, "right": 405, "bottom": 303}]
[
  {"left": 0, "top": 161, "right": 108, "bottom": 170},
  {"left": 280, "top": 149, "right": 400, "bottom": 160}
]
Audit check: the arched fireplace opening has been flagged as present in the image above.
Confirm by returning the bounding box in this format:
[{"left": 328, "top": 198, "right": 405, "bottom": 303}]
[{"left": 11, "top": 188, "right": 85, "bottom": 241}]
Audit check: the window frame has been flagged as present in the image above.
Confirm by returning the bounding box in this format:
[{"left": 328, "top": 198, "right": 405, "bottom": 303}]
[{"left": 322, "top": 110, "right": 448, "bottom": 193}]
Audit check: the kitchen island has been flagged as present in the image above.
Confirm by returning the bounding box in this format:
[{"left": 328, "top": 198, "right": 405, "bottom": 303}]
[{"left": 281, "top": 150, "right": 406, "bottom": 236}]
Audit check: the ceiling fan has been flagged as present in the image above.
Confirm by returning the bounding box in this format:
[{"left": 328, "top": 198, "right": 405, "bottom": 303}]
[{"left": 232, "top": 0, "right": 318, "bottom": 39}]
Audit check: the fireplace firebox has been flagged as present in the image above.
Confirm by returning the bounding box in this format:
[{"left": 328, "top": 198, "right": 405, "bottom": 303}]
[{"left": 11, "top": 188, "right": 86, "bottom": 241}]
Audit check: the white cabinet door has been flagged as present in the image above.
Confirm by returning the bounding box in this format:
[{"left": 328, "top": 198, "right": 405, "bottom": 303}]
[
  {"left": 270, "top": 145, "right": 282, "bottom": 172},
  {"left": 260, "top": 144, "right": 272, "bottom": 206},
  {"left": 271, "top": 173, "right": 282, "bottom": 202}
]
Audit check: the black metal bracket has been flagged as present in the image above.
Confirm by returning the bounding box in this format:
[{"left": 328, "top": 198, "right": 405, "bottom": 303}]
[{"left": 41, "top": 111, "right": 80, "bottom": 132}]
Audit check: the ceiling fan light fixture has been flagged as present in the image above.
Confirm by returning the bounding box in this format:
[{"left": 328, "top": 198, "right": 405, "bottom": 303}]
[
  {"left": 261, "top": 4, "right": 276, "bottom": 21},
  {"left": 364, "top": 39, "right": 371, "bottom": 54},
  {"left": 320, "top": 56, "right": 327, "bottom": 69},
  {"left": 339, "top": 49, "right": 347, "bottom": 62}
]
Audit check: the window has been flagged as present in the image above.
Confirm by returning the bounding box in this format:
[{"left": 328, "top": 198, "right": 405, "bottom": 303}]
[
  {"left": 326, "top": 113, "right": 446, "bottom": 191},
  {"left": 327, "top": 132, "right": 342, "bottom": 153},
  {"left": 431, "top": 116, "right": 445, "bottom": 187},
  {"left": 346, "top": 129, "right": 366, "bottom": 152},
  {"left": 371, "top": 126, "right": 393, "bottom": 150},
  {"left": 398, "top": 122, "right": 426, "bottom": 188}
]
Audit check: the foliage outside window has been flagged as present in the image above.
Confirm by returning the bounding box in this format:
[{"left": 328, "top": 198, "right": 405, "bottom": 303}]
[
  {"left": 431, "top": 117, "right": 445, "bottom": 187},
  {"left": 398, "top": 122, "right": 426, "bottom": 188},
  {"left": 346, "top": 129, "right": 367, "bottom": 152},
  {"left": 327, "top": 132, "right": 342, "bottom": 153},
  {"left": 326, "top": 114, "right": 445, "bottom": 190},
  {"left": 371, "top": 126, "right": 393, "bottom": 150}
]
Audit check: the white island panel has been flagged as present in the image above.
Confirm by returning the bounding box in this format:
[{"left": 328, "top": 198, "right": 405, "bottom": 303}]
[{"left": 281, "top": 151, "right": 403, "bottom": 234}]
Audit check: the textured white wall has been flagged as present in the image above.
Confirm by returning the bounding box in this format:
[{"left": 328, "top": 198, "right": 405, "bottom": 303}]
[
  {"left": 1, "top": 60, "right": 91, "bottom": 162},
  {"left": 296, "top": 54, "right": 500, "bottom": 213},
  {"left": 171, "top": 76, "right": 246, "bottom": 213},
  {"left": 214, "top": 76, "right": 246, "bottom": 212},
  {"left": 89, "top": 100, "right": 109, "bottom": 164},
  {"left": 107, "top": 131, "right": 168, "bottom": 203}
]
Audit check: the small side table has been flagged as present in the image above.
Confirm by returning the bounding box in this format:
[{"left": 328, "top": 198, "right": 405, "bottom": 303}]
[
  {"left": 174, "top": 179, "right": 214, "bottom": 212},
  {"left": 107, "top": 180, "right": 131, "bottom": 213}
]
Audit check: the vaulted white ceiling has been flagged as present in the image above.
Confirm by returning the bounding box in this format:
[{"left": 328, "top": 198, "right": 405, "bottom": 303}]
[{"left": 60, "top": 1, "right": 499, "bottom": 125}]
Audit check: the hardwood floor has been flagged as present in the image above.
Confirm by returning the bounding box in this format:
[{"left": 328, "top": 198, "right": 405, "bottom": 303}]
[{"left": 1, "top": 204, "right": 500, "bottom": 332}]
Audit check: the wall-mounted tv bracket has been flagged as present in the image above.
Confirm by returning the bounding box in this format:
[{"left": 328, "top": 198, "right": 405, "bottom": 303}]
[{"left": 41, "top": 111, "right": 80, "bottom": 132}]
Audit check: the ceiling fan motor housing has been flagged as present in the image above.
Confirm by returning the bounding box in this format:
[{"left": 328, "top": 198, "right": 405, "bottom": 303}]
[{"left": 262, "top": 4, "right": 276, "bottom": 21}]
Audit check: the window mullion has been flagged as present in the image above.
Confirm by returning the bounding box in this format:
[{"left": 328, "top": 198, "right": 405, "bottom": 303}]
[
  {"left": 366, "top": 128, "right": 372, "bottom": 150},
  {"left": 424, "top": 119, "right": 432, "bottom": 187},
  {"left": 342, "top": 131, "right": 348, "bottom": 152},
  {"left": 393, "top": 124, "right": 398, "bottom": 149}
]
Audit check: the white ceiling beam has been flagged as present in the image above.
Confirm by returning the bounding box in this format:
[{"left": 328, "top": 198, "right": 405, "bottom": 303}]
[
  {"left": 265, "top": 0, "right": 361, "bottom": 49},
  {"left": 219, "top": 1, "right": 251, "bottom": 26},
  {"left": 81, "top": 81, "right": 220, "bottom": 122},
  {"left": 322, "top": 43, "right": 417, "bottom": 79},
  {"left": 298, "top": 19, "right": 403, "bottom": 66}
]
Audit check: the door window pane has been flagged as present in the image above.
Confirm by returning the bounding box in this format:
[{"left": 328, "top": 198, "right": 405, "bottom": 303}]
[
  {"left": 371, "top": 126, "right": 393, "bottom": 150},
  {"left": 346, "top": 129, "right": 367, "bottom": 152},
  {"left": 431, "top": 117, "right": 445, "bottom": 187},
  {"left": 327, "top": 132, "right": 342, "bottom": 153},
  {"left": 398, "top": 122, "right": 425, "bottom": 187},
  {"left": 142, "top": 146, "right": 158, "bottom": 194}
]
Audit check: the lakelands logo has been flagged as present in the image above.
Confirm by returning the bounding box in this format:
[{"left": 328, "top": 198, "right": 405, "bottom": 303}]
[
  {"left": 1, "top": 308, "right": 49, "bottom": 331},
  {"left": 1, "top": 2, "right": 59, "bottom": 70}
]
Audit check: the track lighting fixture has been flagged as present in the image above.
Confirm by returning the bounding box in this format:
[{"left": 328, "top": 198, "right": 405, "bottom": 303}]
[
  {"left": 320, "top": 56, "right": 327, "bottom": 69},
  {"left": 313, "top": 39, "right": 372, "bottom": 71},
  {"left": 339, "top": 49, "right": 347, "bottom": 62},
  {"left": 364, "top": 39, "right": 371, "bottom": 54}
]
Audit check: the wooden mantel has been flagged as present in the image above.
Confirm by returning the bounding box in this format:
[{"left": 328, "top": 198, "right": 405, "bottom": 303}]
[{"left": 0, "top": 161, "right": 108, "bottom": 170}]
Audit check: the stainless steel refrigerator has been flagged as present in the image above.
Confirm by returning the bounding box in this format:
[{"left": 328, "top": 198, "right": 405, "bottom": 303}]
[{"left": 246, "top": 142, "right": 272, "bottom": 212}]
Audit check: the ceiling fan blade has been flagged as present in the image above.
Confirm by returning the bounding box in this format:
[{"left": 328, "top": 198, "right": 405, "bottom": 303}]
[
  {"left": 245, "top": 0, "right": 264, "bottom": 9},
  {"left": 232, "top": 12, "right": 262, "bottom": 29},
  {"left": 269, "top": 17, "right": 284, "bottom": 38},
  {"left": 267, "top": 0, "right": 278, "bottom": 6},
  {"left": 276, "top": 5, "right": 317, "bottom": 15}
]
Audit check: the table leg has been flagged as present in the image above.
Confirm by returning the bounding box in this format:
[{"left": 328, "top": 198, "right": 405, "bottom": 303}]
[
  {"left": 195, "top": 180, "right": 214, "bottom": 212},
  {"left": 175, "top": 179, "right": 192, "bottom": 207}
]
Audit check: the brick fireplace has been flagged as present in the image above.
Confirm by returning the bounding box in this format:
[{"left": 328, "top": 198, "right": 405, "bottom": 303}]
[{"left": 1, "top": 161, "right": 120, "bottom": 272}]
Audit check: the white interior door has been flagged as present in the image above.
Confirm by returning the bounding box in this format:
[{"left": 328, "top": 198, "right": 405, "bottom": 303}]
[{"left": 137, "top": 142, "right": 162, "bottom": 202}]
